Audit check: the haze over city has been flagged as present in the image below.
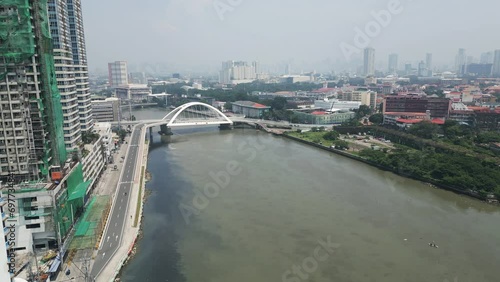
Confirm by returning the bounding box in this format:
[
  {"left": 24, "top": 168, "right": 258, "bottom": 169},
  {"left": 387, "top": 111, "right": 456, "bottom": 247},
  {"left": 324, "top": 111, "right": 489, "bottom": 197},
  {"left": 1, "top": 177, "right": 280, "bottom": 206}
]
[{"left": 83, "top": 0, "right": 500, "bottom": 73}]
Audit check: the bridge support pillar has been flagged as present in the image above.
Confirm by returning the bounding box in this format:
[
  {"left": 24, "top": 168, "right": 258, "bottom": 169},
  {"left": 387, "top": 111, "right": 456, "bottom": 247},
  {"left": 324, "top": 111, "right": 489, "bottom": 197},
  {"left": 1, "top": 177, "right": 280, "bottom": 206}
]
[
  {"left": 219, "top": 124, "right": 233, "bottom": 130},
  {"left": 149, "top": 127, "right": 153, "bottom": 142},
  {"left": 160, "top": 124, "right": 173, "bottom": 135}
]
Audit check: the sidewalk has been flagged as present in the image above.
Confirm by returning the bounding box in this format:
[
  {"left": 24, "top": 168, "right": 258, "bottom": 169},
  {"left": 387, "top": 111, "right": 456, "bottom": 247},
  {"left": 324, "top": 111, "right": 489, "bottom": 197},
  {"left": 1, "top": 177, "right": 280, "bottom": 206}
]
[
  {"left": 55, "top": 135, "right": 130, "bottom": 282},
  {"left": 93, "top": 127, "right": 149, "bottom": 282}
]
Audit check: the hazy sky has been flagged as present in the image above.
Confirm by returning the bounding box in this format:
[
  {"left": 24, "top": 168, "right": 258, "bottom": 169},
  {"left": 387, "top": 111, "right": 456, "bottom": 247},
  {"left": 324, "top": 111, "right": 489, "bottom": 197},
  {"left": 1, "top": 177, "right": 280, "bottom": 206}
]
[{"left": 82, "top": 0, "right": 500, "bottom": 73}]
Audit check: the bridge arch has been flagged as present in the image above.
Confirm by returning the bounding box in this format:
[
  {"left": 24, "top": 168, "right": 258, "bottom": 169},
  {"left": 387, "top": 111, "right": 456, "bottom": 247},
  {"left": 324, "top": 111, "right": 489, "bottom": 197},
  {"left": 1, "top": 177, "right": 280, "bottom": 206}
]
[{"left": 160, "top": 102, "right": 233, "bottom": 127}]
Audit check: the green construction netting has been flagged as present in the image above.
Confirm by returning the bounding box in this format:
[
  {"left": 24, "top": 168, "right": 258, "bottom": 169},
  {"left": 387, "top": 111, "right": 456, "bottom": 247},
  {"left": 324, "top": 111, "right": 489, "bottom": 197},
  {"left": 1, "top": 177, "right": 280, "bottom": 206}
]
[
  {"left": 70, "top": 196, "right": 111, "bottom": 250},
  {"left": 36, "top": 0, "right": 67, "bottom": 165},
  {"left": 67, "top": 163, "right": 84, "bottom": 193},
  {"left": 1, "top": 0, "right": 67, "bottom": 176},
  {"left": 0, "top": 0, "right": 35, "bottom": 80},
  {"left": 55, "top": 164, "right": 87, "bottom": 238},
  {"left": 68, "top": 180, "right": 91, "bottom": 201},
  {"left": 75, "top": 197, "right": 96, "bottom": 237}
]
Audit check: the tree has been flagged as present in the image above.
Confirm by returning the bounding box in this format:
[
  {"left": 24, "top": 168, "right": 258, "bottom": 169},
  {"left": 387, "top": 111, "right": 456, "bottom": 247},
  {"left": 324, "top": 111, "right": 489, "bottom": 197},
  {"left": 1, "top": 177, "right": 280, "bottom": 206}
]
[
  {"left": 355, "top": 105, "right": 372, "bottom": 118},
  {"left": 131, "top": 115, "right": 137, "bottom": 121},
  {"left": 369, "top": 113, "right": 384, "bottom": 124},
  {"left": 333, "top": 140, "right": 349, "bottom": 150},
  {"left": 323, "top": 130, "right": 340, "bottom": 141},
  {"left": 407, "top": 121, "right": 439, "bottom": 139},
  {"left": 311, "top": 127, "right": 319, "bottom": 132},
  {"left": 270, "top": 97, "right": 288, "bottom": 111}
]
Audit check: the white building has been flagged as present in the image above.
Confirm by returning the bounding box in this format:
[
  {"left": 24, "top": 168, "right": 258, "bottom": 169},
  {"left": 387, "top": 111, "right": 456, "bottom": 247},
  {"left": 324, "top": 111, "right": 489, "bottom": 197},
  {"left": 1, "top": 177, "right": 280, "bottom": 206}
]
[
  {"left": 314, "top": 99, "right": 362, "bottom": 111},
  {"left": 115, "top": 84, "right": 152, "bottom": 102},
  {"left": 280, "top": 75, "right": 312, "bottom": 83},
  {"left": 363, "top": 48, "right": 375, "bottom": 76},
  {"left": 219, "top": 61, "right": 257, "bottom": 84},
  {"left": 93, "top": 123, "right": 113, "bottom": 160},
  {"left": 82, "top": 135, "right": 106, "bottom": 192},
  {"left": 108, "top": 61, "right": 129, "bottom": 87},
  {"left": 91, "top": 98, "right": 120, "bottom": 122}
]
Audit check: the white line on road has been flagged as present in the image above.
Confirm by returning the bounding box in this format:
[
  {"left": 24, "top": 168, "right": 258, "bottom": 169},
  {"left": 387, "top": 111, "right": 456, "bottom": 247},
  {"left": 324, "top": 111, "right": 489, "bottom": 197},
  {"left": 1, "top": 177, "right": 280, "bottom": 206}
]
[
  {"left": 116, "top": 235, "right": 118, "bottom": 241},
  {"left": 102, "top": 253, "right": 106, "bottom": 257},
  {"left": 119, "top": 206, "right": 121, "bottom": 210},
  {"left": 110, "top": 243, "right": 113, "bottom": 248},
  {"left": 115, "top": 223, "right": 117, "bottom": 227},
  {"left": 107, "top": 236, "right": 110, "bottom": 242}
]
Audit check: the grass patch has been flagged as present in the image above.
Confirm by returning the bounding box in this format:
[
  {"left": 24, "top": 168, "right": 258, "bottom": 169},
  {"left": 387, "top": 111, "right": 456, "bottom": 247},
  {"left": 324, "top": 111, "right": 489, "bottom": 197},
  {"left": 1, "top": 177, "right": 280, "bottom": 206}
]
[
  {"left": 133, "top": 167, "right": 145, "bottom": 227},
  {"left": 287, "top": 131, "right": 335, "bottom": 147}
]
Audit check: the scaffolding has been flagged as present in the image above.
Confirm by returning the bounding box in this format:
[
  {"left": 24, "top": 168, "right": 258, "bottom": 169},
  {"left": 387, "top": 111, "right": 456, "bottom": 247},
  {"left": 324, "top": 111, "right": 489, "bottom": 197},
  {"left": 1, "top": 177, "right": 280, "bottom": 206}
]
[{"left": 0, "top": 0, "right": 67, "bottom": 180}]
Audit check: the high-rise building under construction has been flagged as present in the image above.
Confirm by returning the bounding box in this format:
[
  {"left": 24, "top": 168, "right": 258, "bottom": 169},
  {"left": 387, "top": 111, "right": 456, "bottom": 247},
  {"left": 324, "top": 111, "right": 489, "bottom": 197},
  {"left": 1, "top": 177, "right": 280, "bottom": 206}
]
[{"left": 0, "top": 0, "right": 92, "bottom": 182}]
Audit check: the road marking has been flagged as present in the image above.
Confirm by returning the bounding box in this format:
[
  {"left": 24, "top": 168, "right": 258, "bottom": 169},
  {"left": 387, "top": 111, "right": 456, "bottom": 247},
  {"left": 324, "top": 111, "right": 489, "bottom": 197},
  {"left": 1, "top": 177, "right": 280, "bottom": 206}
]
[
  {"left": 121, "top": 198, "right": 123, "bottom": 203},
  {"left": 102, "top": 253, "right": 106, "bottom": 257},
  {"left": 107, "top": 236, "right": 110, "bottom": 242},
  {"left": 119, "top": 206, "right": 121, "bottom": 210},
  {"left": 115, "top": 223, "right": 117, "bottom": 227},
  {"left": 116, "top": 235, "right": 119, "bottom": 241},
  {"left": 110, "top": 243, "right": 113, "bottom": 248}
]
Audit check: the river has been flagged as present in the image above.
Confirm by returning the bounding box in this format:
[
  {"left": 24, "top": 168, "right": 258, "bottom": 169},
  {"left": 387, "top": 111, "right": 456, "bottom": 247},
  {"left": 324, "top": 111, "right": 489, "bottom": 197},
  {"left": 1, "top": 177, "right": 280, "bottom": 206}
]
[{"left": 120, "top": 108, "right": 500, "bottom": 282}]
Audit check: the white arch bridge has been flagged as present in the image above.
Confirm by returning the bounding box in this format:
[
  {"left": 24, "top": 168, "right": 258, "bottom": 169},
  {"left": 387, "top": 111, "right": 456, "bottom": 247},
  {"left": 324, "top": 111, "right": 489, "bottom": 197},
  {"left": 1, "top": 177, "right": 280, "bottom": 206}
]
[{"left": 144, "top": 102, "right": 233, "bottom": 133}]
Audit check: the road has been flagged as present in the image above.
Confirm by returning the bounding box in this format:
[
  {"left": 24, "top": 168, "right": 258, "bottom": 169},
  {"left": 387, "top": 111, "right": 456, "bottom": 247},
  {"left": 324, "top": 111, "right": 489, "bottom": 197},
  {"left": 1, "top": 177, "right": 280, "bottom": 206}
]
[{"left": 90, "top": 125, "right": 143, "bottom": 279}]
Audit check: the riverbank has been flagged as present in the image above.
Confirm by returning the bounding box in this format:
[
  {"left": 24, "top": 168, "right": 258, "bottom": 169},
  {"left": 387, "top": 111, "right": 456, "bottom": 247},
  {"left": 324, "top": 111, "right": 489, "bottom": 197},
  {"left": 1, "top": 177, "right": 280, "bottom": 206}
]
[{"left": 282, "top": 132, "right": 499, "bottom": 205}]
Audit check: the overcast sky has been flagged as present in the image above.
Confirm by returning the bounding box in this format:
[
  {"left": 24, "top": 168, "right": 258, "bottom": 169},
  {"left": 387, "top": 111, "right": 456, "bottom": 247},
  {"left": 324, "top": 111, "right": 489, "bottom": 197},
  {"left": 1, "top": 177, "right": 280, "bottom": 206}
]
[{"left": 82, "top": 0, "right": 500, "bottom": 74}]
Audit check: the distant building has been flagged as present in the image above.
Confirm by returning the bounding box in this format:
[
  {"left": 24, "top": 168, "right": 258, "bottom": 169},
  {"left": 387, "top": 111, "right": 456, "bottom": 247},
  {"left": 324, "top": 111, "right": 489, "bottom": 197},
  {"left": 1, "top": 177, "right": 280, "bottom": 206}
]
[
  {"left": 455, "top": 48, "right": 467, "bottom": 75},
  {"left": 314, "top": 99, "right": 362, "bottom": 111},
  {"left": 219, "top": 61, "right": 257, "bottom": 84},
  {"left": 172, "top": 73, "right": 181, "bottom": 79},
  {"left": 108, "top": 61, "right": 129, "bottom": 87},
  {"left": 388, "top": 53, "right": 398, "bottom": 73},
  {"left": 115, "top": 84, "right": 152, "bottom": 102},
  {"left": 449, "top": 103, "right": 475, "bottom": 125},
  {"left": 91, "top": 98, "right": 120, "bottom": 122},
  {"left": 363, "top": 48, "right": 375, "bottom": 76},
  {"left": 383, "top": 95, "right": 451, "bottom": 119},
  {"left": 293, "top": 110, "right": 356, "bottom": 125},
  {"left": 341, "top": 89, "right": 377, "bottom": 109},
  {"left": 462, "top": 64, "right": 493, "bottom": 77},
  {"left": 281, "top": 75, "right": 312, "bottom": 84},
  {"left": 492, "top": 50, "right": 500, "bottom": 77},
  {"left": 129, "top": 72, "right": 147, "bottom": 84},
  {"left": 426, "top": 53, "right": 433, "bottom": 71},
  {"left": 231, "top": 101, "right": 271, "bottom": 118}
]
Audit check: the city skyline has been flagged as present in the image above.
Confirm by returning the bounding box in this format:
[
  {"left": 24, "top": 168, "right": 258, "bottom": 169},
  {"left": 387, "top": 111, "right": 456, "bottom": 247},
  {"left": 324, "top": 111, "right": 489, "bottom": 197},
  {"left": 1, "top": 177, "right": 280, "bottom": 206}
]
[{"left": 82, "top": 0, "right": 500, "bottom": 73}]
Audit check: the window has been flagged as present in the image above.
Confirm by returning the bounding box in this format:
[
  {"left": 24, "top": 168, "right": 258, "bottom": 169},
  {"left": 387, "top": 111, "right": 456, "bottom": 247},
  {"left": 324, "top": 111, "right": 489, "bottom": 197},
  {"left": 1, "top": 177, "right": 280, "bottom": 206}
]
[
  {"left": 25, "top": 216, "right": 40, "bottom": 221},
  {"left": 26, "top": 223, "right": 41, "bottom": 229}
]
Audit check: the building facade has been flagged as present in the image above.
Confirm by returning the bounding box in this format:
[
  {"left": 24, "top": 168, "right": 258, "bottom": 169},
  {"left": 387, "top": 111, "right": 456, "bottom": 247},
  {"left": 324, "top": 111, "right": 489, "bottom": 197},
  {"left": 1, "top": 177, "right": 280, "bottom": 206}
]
[
  {"left": 293, "top": 110, "right": 356, "bottom": 125},
  {"left": 383, "top": 95, "right": 451, "bottom": 119},
  {"left": 219, "top": 61, "right": 257, "bottom": 84},
  {"left": 492, "top": 50, "right": 500, "bottom": 77},
  {"left": 49, "top": 0, "right": 81, "bottom": 150},
  {"left": 108, "top": 61, "right": 129, "bottom": 87},
  {"left": 0, "top": 1, "right": 68, "bottom": 182},
  {"left": 231, "top": 101, "right": 270, "bottom": 118},
  {"left": 388, "top": 53, "right": 398, "bottom": 73},
  {"left": 115, "top": 84, "right": 152, "bottom": 102},
  {"left": 314, "top": 99, "right": 361, "bottom": 111},
  {"left": 67, "top": 0, "right": 93, "bottom": 132},
  {"left": 91, "top": 98, "right": 120, "bottom": 122},
  {"left": 363, "top": 48, "right": 375, "bottom": 76}
]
